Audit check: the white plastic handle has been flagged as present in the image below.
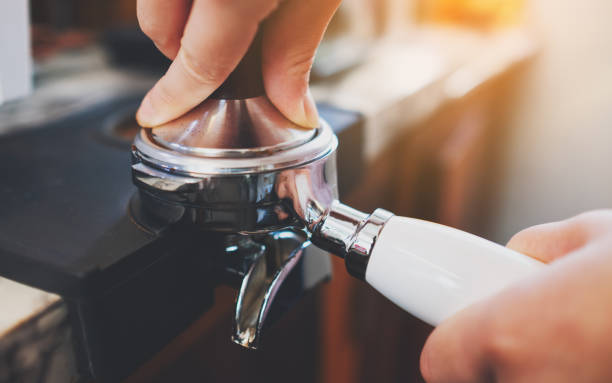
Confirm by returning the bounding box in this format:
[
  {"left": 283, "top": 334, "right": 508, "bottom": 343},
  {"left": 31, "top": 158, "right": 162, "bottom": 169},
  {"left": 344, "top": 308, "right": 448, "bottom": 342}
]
[{"left": 365, "top": 216, "right": 544, "bottom": 326}]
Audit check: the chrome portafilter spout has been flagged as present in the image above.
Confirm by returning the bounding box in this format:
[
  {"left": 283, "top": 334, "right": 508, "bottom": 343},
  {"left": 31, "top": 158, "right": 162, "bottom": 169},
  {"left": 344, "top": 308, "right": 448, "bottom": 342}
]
[
  {"left": 131, "top": 26, "right": 544, "bottom": 349},
  {"left": 221, "top": 231, "right": 331, "bottom": 350}
]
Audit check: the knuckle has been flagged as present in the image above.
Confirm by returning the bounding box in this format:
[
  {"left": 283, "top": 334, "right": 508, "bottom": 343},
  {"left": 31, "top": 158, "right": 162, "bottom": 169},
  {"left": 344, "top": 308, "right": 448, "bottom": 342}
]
[
  {"left": 507, "top": 227, "right": 530, "bottom": 244},
  {"left": 483, "top": 321, "right": 521, "bottom": 369},
  {"left": 419, "top": 341, "right": 436, "bottom": 382},
  {"left": 178, "top": 47, "right": 228, "bottom": 86},
  {"left": 573, "top": 210, "right": 598, "bottom": 223},
  {"left": 569, "top": 211, "right": 604, "bottom": 235},
  {"left": 154, "top": 81, "right": 177, "bottom": 107},
  {"left": 284, "top": 49, "right": 315, "bottom": 80},
  {"left": 139, "top": 21, "right": 177, "bottom": 54},
  {"left": 154, "top": 37, "right": 176, "bottom": 55},
  {"left": 253, "top": 0, "right": 281, "bottom": 18},
  {"left": 574, "top": 209, "right": 612, "bottom": 224},
  {"left": 572, "top": 210, "right": 612, "bottom": 239},
  {"left": 139, "top": 18, "right": 162, "bottom": 40}
]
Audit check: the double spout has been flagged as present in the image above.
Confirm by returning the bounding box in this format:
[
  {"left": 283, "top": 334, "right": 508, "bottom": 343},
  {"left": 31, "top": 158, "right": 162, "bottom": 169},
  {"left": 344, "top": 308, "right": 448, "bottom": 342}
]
[{"left": 222, "top": 231, "right": 331, "bottom": 349}]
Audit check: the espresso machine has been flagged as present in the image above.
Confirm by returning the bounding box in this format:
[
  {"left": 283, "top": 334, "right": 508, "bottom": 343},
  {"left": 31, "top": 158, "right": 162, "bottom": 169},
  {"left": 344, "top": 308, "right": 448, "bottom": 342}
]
[{"left": 0, "top": 95, "right": 362, "bottom": 381}]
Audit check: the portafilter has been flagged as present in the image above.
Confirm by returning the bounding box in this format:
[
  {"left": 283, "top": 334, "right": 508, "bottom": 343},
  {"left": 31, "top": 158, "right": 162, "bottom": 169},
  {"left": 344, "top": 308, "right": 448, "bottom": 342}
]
[{"left": 131, "top": 31, "right": 544, "bottom": 329}]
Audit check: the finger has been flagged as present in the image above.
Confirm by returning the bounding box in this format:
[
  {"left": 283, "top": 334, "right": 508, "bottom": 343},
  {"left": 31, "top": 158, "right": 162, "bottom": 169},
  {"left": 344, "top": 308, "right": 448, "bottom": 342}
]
[
  {"left": 420, "top": 304, "right": 493, "bottom": 383},
  {"left": 422, "top": 236, "right": 612, "bottom": 383},
  {"left": 507, "top": 217, "right": 593, "bottom": 263},
  {"left": 137, "top": 0, "right": 279, "bottom": 127},
  {"left": 262, "top": 0, "right": 341, "bottom": 128},
  {"left": 421, "top": 275, "right": 544, "bottom": 383},
  {"left": 137, "top": 0, "right": 191, "bottom": 59}
]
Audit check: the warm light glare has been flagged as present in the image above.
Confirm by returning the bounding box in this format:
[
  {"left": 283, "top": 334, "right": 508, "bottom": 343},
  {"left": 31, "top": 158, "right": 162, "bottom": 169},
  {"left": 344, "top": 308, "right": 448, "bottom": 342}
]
[{"left": 418, "top": 0, "right": 526, "bottom": 28}]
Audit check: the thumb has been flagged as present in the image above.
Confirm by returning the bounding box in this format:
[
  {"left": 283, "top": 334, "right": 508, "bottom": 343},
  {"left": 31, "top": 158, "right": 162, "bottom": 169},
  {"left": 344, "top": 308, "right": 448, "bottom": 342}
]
[{"left": 262, "top": 0, "right": 341, "bottom": 128}]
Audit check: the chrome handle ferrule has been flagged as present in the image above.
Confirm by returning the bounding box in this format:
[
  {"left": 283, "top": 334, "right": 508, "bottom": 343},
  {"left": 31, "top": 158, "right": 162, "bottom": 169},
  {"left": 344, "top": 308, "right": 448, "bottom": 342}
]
[{"left": 312, "top": 201, "right": 394, "bottom": 280}]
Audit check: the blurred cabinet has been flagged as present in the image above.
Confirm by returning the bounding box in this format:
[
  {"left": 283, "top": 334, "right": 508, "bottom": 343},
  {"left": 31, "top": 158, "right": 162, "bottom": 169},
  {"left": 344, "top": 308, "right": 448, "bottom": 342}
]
[
  {"left": 122, "top": 51, "right": 526, "bottom": 383},
  {"left": 319, "top": 63, "right": 524, "bottom": 383}
]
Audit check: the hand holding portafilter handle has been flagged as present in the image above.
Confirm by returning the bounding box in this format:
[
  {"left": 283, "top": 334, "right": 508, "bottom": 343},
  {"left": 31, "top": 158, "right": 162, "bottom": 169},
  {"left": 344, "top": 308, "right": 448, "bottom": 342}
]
[{"left": 313, "top": 203, "right": 545, "bottom": 326}]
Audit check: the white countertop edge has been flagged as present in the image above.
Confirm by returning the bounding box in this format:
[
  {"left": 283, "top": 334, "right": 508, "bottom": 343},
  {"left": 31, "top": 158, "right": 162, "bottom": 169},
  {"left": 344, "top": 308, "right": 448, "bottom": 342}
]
[{"left": 0, "top": 277, "right": 61, "bottom": 338}]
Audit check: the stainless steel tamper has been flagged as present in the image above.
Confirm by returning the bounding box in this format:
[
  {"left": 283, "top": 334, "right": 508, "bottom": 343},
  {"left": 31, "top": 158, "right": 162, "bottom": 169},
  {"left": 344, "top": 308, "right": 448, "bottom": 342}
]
[{"left": 131, "top": 30, "right": 543, "bottom": 348}]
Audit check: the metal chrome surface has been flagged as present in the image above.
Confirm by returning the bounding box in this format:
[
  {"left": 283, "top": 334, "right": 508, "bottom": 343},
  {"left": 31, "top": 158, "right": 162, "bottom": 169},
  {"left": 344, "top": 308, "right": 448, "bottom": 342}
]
[
  {"left": 131, "top": 152, "right": 338, "bottom": 233},
  {"left": 133, "top": 119, "right": 335, "bottom": 175},
  {"left": 130, "top": 94, "right": 395, "bottom": 349},
  {"left": 312, "top": 202, "right": 394, "bottom": 279},
  {"left": 222, "top": 231, "right": 332, "bottom": 349},
  {"left": 231, "top": 231, "right": 306, "bottom": 349},
  {"left": 132, "top": 109, "right": 339, "bottom": 232},
  {"left": 150, "top": 97, "right": 315, "bottom": 158}
]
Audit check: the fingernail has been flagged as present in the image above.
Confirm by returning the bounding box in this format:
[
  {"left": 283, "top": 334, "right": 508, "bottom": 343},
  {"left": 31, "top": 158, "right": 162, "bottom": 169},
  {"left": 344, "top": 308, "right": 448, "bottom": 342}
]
[
  {"left": 135, "top": 94, "right": 158, "bottom": 127},
  {"left": 300, "top": 89, "right": 319, "bottom": 128}
]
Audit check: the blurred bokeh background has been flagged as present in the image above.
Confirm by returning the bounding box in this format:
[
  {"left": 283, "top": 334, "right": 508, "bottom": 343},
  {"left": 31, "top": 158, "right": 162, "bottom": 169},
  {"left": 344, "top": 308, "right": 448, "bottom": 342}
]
[
  {"left": 489, "top": 0, "right": 612, "bottom": 241},
  {"left": 2, "top": 0, "right": 611, "bottom": 382}
]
